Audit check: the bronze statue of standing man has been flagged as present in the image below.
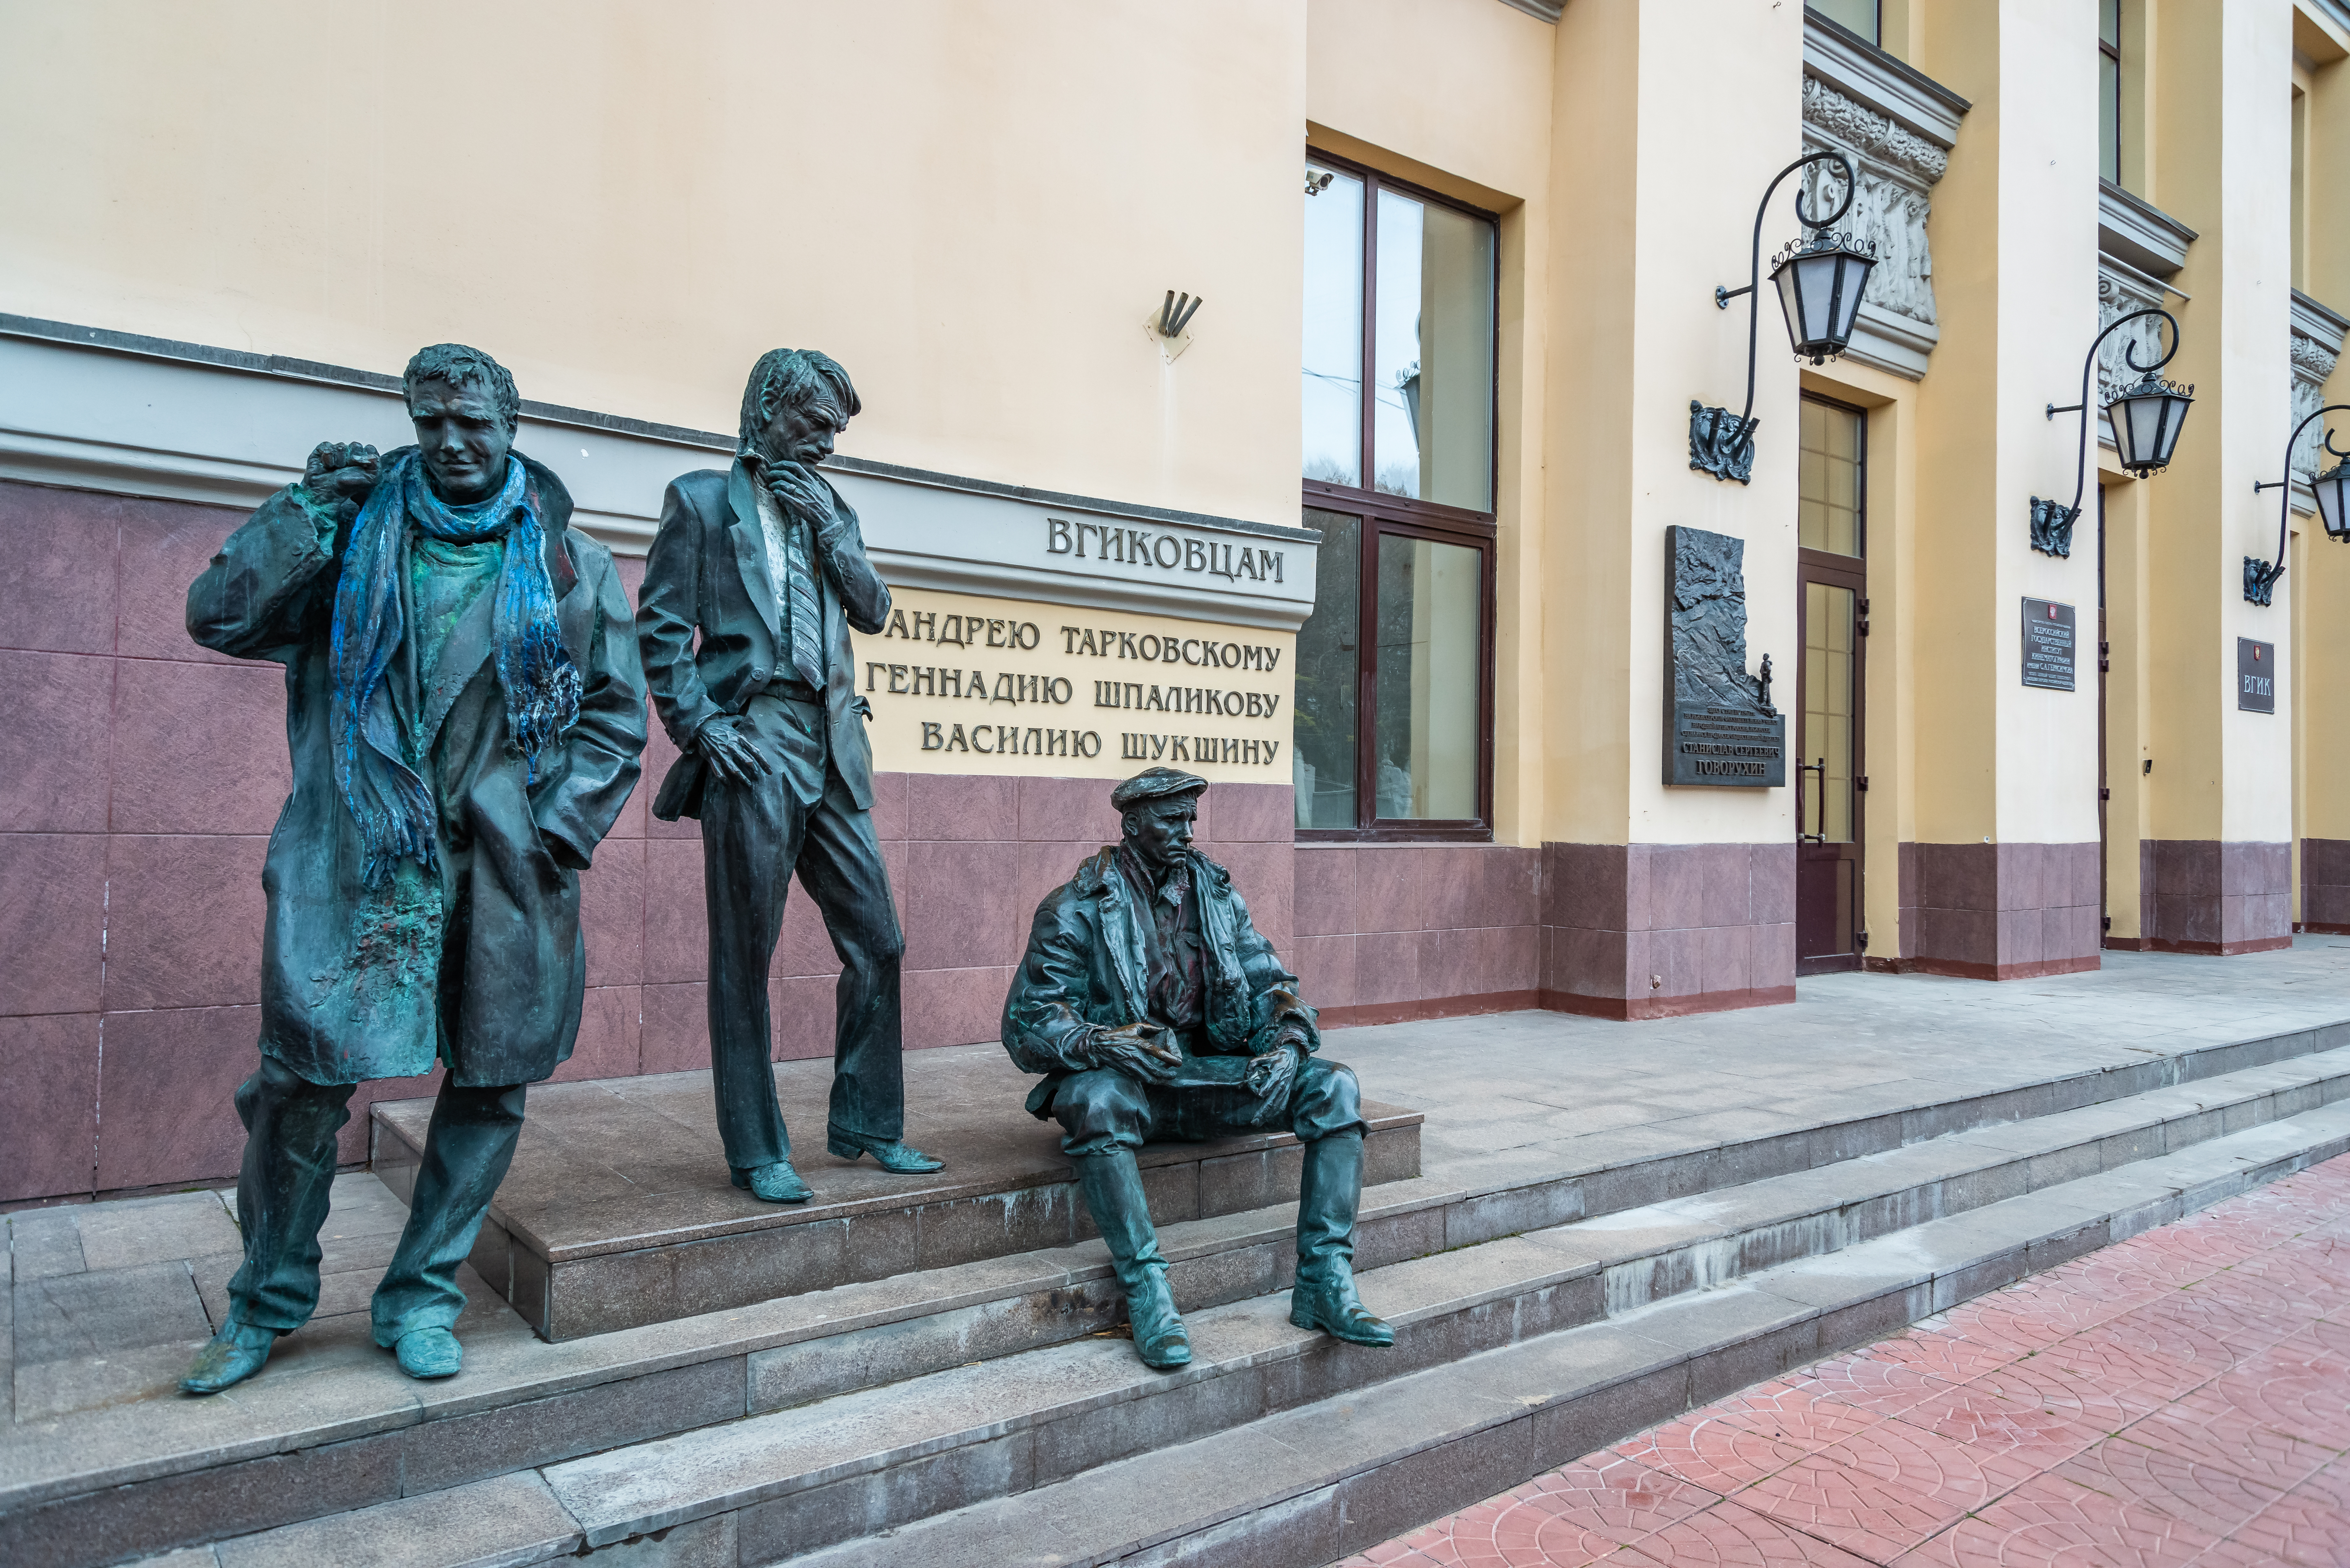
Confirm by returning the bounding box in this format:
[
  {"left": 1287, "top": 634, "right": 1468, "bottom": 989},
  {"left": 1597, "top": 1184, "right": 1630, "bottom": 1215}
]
[
  {"left": 181, "top": 344, "right": 648, "bottom": 1391},
  {"left": 637, "top": 350, "right": 941, "bottom": 1201}
]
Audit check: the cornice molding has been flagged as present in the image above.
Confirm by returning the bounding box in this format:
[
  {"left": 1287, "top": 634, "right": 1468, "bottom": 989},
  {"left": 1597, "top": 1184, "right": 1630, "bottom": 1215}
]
[
  {"left": 2098, "top": 181, "right": 2196, "bottom": 279},
  {"left": 1494, "top": 0, "right": 1561, "bottom": 22},
  {"left": 2291, "top": 289, "right": 2350, "bottom": 358},
  {"left": 1802, "top": 15, "right": 1968, "bottom": 150},
  {"left": 0, "top": 316, "right": 1317, "bottom": 629}
]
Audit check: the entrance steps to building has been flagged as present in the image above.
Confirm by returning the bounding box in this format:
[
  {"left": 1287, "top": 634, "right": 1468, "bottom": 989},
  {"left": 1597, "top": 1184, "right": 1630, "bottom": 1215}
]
[{"left": 83, "top": 1029, "right": 2350, "bottom": 1568}]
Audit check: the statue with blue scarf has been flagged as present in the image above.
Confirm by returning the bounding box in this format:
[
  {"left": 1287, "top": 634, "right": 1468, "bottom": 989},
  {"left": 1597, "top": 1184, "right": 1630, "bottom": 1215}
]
[
  {"left": 1003, "top": 768, "right": 1393, "bottom": 1370},
  {"left": 179, "top": 344, "right": 647, "bottom": 1392}
]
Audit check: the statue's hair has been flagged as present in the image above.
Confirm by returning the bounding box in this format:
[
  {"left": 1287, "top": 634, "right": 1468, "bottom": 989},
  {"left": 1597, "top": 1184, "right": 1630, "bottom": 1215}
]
[
  {"left": 402, "top": 343, "right": 520, "bottom": 430},
  {"left": 737, "top": 349, "right": 861, "bottom": 458}
]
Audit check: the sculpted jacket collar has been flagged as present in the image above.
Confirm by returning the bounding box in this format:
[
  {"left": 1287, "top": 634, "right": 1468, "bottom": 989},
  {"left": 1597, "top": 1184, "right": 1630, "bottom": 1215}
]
[{"left": 1084, "top": 847, "right": 1255, "bottom": 1051}]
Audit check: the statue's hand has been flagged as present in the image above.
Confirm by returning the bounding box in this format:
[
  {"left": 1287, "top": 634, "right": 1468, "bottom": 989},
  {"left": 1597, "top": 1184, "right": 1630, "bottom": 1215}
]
[
  {"left": 764, "top": 461, "right": 837, "bottom": 530},
  {"left": 695, "top": 716, "right": 772, "bottom": 787},
  {"left": 1242, "top": 1040, "right": 1301, "bottom": 1118},
  {"left": 1091, "top": 1021, "right": 1180, "bottom": 1085},
  {"left": 300, "top": 441, "right": 381, "bottom": 522}
]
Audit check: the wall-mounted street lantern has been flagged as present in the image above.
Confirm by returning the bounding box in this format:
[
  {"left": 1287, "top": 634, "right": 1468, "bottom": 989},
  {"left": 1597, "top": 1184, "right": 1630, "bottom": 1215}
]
[
  {"left": 2031, "top": 308, "right": 2192, "bottom": 558},
  {"left": 2246, "top": 402, "right": 2350, "bottom": 604},
  {"left": 1691, "top": 150, "right": 1878, "bottom": 485}
]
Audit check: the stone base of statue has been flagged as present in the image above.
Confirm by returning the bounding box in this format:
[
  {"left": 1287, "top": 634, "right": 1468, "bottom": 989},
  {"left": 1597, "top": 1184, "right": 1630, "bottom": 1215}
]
[{"left": 370, "top": 1047, "right": 1423, "bottom": 1341}]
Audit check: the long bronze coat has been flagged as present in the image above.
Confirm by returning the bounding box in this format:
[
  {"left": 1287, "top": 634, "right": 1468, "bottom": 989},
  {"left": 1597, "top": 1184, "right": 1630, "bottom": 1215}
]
[{"left": 186, "top": 451, "right": 647, "bottom": 1086}]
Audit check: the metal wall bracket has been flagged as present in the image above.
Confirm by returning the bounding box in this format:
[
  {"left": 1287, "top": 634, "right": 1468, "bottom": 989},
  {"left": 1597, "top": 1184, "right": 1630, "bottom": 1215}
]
[
  {"left": 2028, "top": 496, "right": 2080, "bottom": 558},
  {"left": 2244, "top": 555, "right": 2284, "bottom": 607},
  {"left": 1688, "top": 401, "right": 1757, "bottom": 485}
]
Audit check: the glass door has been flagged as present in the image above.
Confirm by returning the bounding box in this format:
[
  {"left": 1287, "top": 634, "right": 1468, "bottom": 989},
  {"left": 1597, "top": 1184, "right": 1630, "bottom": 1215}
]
[{"left": 1796, "top": 396, "right": 1868, "bottom": 974}]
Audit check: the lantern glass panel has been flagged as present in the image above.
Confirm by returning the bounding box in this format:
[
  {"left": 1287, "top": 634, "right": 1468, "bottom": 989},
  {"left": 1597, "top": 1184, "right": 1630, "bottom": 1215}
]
[
  {"left": 1830, "top": 254, "right": 1870, "bottom": 341},
  {"left": 1797, "top": 254, "right": 1838, "bottom": 349},
  {"left": 2317, "top": 467, "right": 2349, "bottom": 542},
  {"left": 1774, "top": 261, "right": 1806, "bottom": 351}
]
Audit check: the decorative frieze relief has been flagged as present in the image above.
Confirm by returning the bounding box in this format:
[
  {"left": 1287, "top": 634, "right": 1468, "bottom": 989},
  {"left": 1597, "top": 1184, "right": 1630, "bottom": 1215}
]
[
  {"left": 2096, "top": 260, "right": 2171, "bottom": 412},
  {"left": 2290, "top": 290, "right": 2348, "bottom": 494},
  {"left": 1798, "top": 26, "right": 1966, "bottom": 381}
]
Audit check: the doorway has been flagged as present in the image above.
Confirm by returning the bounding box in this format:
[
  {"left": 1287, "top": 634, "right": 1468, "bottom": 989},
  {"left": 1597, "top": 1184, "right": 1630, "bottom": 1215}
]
[{"left": 1796, "top": 395, "right": 1869, "bottom": 975}]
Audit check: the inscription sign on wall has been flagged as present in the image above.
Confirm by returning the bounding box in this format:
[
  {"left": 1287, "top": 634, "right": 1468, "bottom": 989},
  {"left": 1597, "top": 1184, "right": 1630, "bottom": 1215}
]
[
  {"left": 853, "top": 587, "right": 1293, "bottom": 779},
  {"left": 1664, "top": 525, "right": 1786, "bottom": 787},
  {"left": 2020, "top": 599, "right": 2076, "bottom": 691},
  {"left": 2238, "top": 638, "right": 2276, "bottom": 713}
]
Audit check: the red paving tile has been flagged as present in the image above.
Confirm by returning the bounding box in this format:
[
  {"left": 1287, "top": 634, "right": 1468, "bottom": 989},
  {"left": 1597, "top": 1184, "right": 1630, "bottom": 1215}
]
[
  {"left": 1611, "top": 1410, "right": 1810, "bottom": 1496},
  {"left": 1613, "top": 1499, "right": 1880, "bottom": 1566},
  {"left": 1850, "top": 1329, "right": 2019, "bottom": 1388},
  {"left": 1800, "top": 1351, "right": 1973, "bottom": 1418},
  {"left": 1338, "top": 1155, "right": 2350, "bottom": 1568},
  {"left": 1714, "top": 1378, "right": 1895, "bottom": 1454}
]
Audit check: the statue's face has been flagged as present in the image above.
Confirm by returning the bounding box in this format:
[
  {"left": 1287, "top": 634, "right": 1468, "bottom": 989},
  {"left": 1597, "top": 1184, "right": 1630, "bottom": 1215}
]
[
  {"left": 409, "top": 377, "right": 515, "bottom": 503},
  {"left": 1125, "top": 798, "right": 1197, "bottom": 870},
  {"left": 758, "top": 396, "right": 846, "bottom": 467}
]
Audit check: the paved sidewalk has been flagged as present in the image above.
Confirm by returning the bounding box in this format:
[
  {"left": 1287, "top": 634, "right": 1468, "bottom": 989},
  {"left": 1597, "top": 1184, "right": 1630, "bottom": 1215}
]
[
  {"left": 1335, "top": 937, "right": 2350, "bottom": 1180},
  {"left": 1341, "top": 1151, "right": 2350, "bottom": 1567}
]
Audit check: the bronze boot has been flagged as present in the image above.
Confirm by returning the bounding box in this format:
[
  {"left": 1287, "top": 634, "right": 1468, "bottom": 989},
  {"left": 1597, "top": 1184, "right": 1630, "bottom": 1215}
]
[
  {"left": 1289, "top": 1132, "right": 1395, "bottom": 1347},
  {"left": 1076, "top": 1150, "right": 1192, "bottom": 1370}
]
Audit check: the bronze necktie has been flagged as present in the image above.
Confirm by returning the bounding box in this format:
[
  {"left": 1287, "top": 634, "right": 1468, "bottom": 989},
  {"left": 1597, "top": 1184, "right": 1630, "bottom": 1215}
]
[{"left": 781, "top": 506, "right": 824, "bottom": 691}]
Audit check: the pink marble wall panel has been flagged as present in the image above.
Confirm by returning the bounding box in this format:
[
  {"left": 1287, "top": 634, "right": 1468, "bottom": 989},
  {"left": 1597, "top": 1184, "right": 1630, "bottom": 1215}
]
[
  {"left": 0, "top": 478, "right": 1328, "bottom": 1201},
  {"left": 1536, "top": 841, "right": 1796, "bottom": 1013},
  {"left": 1292, "top": 843, "right": 1544, "bottom": 1023}
]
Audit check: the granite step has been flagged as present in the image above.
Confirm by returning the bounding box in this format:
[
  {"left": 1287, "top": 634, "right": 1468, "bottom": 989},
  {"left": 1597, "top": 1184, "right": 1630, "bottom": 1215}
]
[
  {"left": 13, "top": 1028, "right": 2350, "bottom": 1568},
  {"left": 136, "top": 1100, "right": 2350, "bottom": 1567},
  {"left": 369, "top": 1057, "right": 1425, "bottom": 1341},
  {"left": 770, "top": 1104, "right": 2350, "bottom": 1568}
]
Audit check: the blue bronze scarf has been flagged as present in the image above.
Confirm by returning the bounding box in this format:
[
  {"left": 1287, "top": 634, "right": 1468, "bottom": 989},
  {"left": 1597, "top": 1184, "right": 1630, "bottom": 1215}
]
[{"left": 329, "top": 452, "right": 581, "bottom": 885}]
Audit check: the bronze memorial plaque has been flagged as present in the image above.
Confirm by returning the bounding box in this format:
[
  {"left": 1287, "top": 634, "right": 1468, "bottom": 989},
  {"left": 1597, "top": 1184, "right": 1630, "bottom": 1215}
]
[
  {"left": 2238, "top": 637, "right": 2275, "bottom": 713},
  {"left": 1664, "top": 525, "right": 1785, "bottom": 787},
  {"left": 2021, "top": 598, "right": 2075, "bottom": 692}
]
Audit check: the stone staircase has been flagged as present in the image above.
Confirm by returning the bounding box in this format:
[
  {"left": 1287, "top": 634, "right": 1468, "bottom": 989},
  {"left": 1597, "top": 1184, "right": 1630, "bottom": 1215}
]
[{"left": 11, "top": 1014, "right": 2350, "bottom": 1568}]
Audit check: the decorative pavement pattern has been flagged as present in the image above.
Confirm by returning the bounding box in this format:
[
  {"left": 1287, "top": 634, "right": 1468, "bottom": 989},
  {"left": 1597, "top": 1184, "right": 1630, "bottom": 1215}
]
[{"left": 1340, "top": 1152, "right": 2350, "bottom": 1567}]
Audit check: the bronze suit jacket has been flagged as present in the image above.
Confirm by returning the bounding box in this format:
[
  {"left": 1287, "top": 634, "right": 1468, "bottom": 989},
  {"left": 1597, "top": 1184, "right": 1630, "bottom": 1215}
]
[{"left": 636, "top": 458, "right": 889, "bottom": 816}]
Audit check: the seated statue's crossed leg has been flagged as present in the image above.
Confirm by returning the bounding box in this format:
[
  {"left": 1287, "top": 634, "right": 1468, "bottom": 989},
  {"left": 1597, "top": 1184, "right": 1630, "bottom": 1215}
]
[{"left": 1054, "top": 1068, "right": 1192, "bottom": 1370}]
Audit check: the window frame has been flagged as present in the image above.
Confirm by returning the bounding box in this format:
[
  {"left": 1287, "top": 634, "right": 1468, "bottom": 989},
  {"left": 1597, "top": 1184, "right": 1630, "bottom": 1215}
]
[
  {"left": 1797, "top": 389, "right": 1870, "bottom": 565},
  {"left": 2099, "top": 2, "right": 2124, "bottom": 187},
  {"left": 1299, "top": 147, "right": 1501, "bottom": 843}
]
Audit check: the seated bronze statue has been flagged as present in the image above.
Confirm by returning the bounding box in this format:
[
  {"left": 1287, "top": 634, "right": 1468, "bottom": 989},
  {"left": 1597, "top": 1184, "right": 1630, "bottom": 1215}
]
[{"left": 1002, "top": 767, "right": 1392, "bottom": 1369}]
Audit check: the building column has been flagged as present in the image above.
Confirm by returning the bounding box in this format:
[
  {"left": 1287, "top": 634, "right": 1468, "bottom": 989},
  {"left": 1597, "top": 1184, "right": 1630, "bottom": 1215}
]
[
  {"left": 2136, "top": 0, "right": 2296, "bottom": 954},
  {"left": 2294, "top": 7, "right": 2350, "bottom": 935},
  {"left": 1900, "top": 0, "right": 2106, "bottom": 980},
  {"left": 1534, "top": 0, "right": 1801, "bottom": 1018}
]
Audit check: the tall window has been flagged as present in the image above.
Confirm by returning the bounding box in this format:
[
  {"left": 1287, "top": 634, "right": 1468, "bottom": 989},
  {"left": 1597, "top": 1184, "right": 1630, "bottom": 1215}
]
[
  {"left": 2293, "top": 87, "right": 2308, "bottom": 292},
  {"left": 2099, "top": 0, "right": 2123, "bottom": 186},
  {"left": 1297, "top": 153, "right": 1497, "bottom": 837},
  {"left": 1805, "top": 0, "right": 1879, "bottom": 46}
]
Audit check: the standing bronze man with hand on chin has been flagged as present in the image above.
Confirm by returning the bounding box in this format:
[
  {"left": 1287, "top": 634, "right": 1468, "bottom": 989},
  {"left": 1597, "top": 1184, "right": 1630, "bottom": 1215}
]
[{"left": 637, "top": 350, "right": 941, "bottom": 1203}]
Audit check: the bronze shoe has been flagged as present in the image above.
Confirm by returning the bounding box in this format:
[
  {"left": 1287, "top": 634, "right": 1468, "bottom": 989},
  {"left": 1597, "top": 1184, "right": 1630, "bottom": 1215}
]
[
  {"left": 827, "top": 1132, "right": 945, "bottom": 1174},
  {"left": 732, "top": 1160, "right": 815, "bottom": 1202},
  {"left": 180, "top": 1318, "right": 280, "bottom": 1395}
]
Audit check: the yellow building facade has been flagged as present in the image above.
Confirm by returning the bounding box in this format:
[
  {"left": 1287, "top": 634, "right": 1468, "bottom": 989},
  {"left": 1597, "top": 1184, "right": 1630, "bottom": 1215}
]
[{"left": 2, "top": 0, "right": 2346, "bottom": 1200}]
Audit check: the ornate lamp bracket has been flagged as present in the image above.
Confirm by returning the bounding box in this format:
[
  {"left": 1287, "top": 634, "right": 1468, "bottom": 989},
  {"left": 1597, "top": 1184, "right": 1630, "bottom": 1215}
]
[
  {"left": 1692, "top": 149, "right": 1861, "bottom": 485},
  {"left": 2247, "top": 404, "right": 2350, "bottom": 605},
  {"left": 2033, "top": 307, "right": 2185, "bottom": 559}
]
